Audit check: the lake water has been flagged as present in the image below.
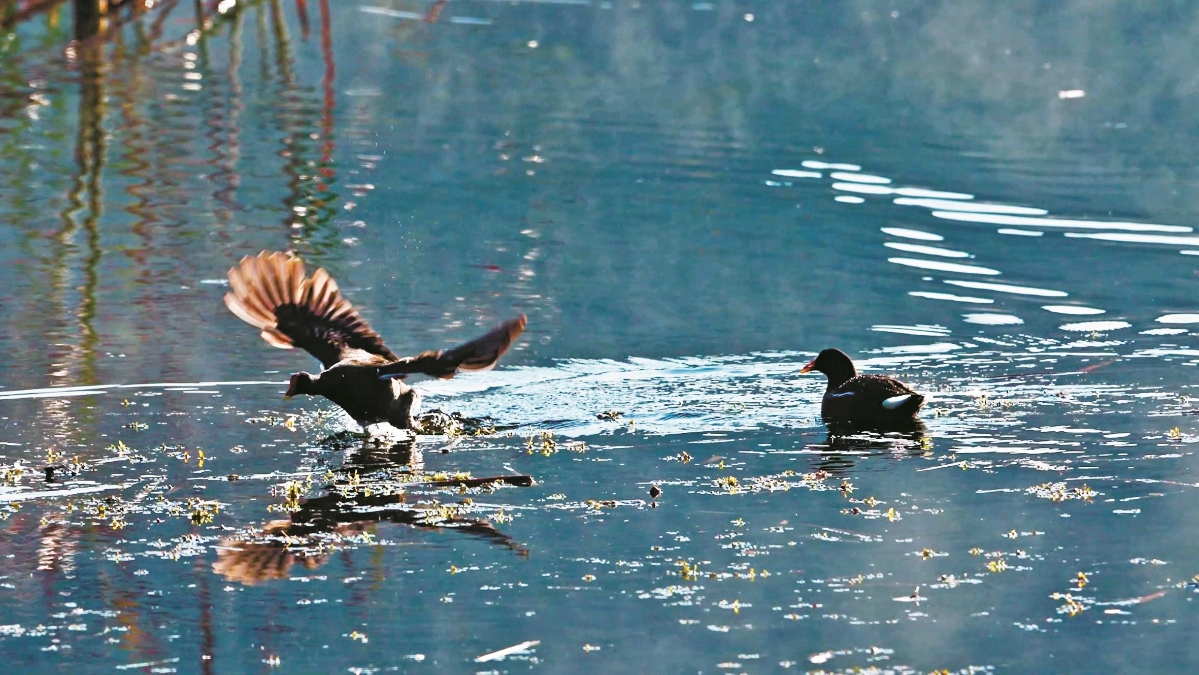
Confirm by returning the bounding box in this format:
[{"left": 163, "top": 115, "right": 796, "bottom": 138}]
[{"left": 3, "top": 1, "right": 1199, "bottom": 673}]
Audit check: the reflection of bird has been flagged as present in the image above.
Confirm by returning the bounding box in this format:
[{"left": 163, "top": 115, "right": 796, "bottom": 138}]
[
  {"left": 224, "top": 252, "right": 526, "bottom": 429},
  {"left": 212, "top": 520, "right": 334, "bottom": 585},
  {"left": 801, "top": 349, "right": 925, "bottom": 430}
]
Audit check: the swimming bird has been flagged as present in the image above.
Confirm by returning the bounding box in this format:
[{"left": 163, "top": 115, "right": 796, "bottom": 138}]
[
  {"left": 223, "top": 251, "right": 526, "bottom": 430},
  {"left": 800, "top": 348, "right": 925, "bottom": 430}
]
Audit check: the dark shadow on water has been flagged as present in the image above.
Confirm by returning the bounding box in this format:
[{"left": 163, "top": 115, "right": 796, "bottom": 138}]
[
  {"left": 824, "top": 418, "right": 929, "bottom": 438},
  {"left": 215, "top": 415, "right": 534, "bottom": 585},
  {"left": 213, "top": 484, "right": 527, "bottom": 586},
  {"left": 805, "top": 424, "right": 930, "bottom": 475},
  {"left": 316, "top": 409, "right": 517, "bottom": 454}
]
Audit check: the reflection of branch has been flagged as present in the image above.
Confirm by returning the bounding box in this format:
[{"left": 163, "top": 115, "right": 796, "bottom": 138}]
[
  {"left": 267, "top": 0, "right": 294, "bottom": 87},
  {"left": 425, "top": 0, "right": 447, "bottom": 24},
  {"left": 294, "top": 0, "right": 308, "bottom": 39},
  {"left": 317, "top": 0, "right": 334, "bottom": 170},
  {"left": 146, "top": 0, "right": 178, "bottom": 39},
  {"left": 0, "top": 0, "right": 67, "bottom": 30}
]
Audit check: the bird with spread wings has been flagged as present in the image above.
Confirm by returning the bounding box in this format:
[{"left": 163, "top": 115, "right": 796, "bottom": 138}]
[{"left": 224, "top": 251, "right": 526, "bottom": 430}]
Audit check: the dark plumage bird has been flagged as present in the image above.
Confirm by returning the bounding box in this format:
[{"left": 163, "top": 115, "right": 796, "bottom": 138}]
[
  {"left": 224, "top": 251, "right": 526, "bottom": 430},
  {"left": 800, "top": 348, "right": 925, "bottom": 430}
]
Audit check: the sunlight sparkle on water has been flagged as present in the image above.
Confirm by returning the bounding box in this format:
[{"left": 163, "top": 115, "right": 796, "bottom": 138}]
[
  {"left": 891, "top": 187, "right": 974, "bottom": 200},
  {"left": 1156, "top": 314, "right": 1199, "bottom": 324},
  {"left": 1059, "top": 320, "right": 1131, "bottom": 332},
  {"left": 894, "top": 197, "right": 1047, "bottom": 215},
  {"left": 801, "top": 160, "right": 860, "bottom": 171},
  {"left": 771, "top": 169, "right": 822, "bottom": 179},
  {"left": 832, "top": 182, "right": 894, "bottom": 195},
  {"left": 829, "top": 171, "right": 891, "bottom": 184},
  {"left": 888, "top": 258, "right": 999, "bottom": 275},
  {"left": 962, "top": 313, "right": 1024, "bottom": 325},
  {"left": 884, "top": 242, "right": 970, "bottom": 258},
  {"left": 935, "top": 212, "right": 1191, "bottom": 233},
  {"left": 1042, "top": 305, "right": 1105, "bottom": 315},
  {"left": 869, "top": 324, "right": 951, "bottom": 336},
  {"left": 909, "top": 291, "right": 993, "bottom": 304},
  {"left": 945, "top": 280, "right": 1068, "bottom": 297},
  {"left": 1064, "top": 232, "right": 1199, "bottom": 245},
  {"left": 881, "top": 227, "right": 943, "bottom": 241}
]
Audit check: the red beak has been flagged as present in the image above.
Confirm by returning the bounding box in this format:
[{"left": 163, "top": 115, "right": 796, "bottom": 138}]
[{"left": 799, "top": 359, "right": 816, "bottom": 374}]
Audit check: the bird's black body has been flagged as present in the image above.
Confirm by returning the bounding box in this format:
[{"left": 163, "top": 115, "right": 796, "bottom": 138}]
[
  {"left": 224, "top": 251, "right": 526, "bottom": 430},
  {"left": 801, "top": 348, "right": 925, "bottom": 430}
]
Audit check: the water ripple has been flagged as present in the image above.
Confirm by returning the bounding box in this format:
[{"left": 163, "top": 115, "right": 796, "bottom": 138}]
[
  {"left": 895, "top": 197, "right": 1047, "bottom": 215},
  {"left": 884, "top": 242, "right": 970, "bottom": 258},
  {"left": 888, "top": 257, "right": 1000, "bottom": 275},
  {"left": 933, "top": 211, "right": 1191, "bottom": 233},
  {"left": 881, "top": 227, "right": 943, "bottom": 241},
  {"left": 944, "top": 280, "right": 1068, "bottom": 298}
]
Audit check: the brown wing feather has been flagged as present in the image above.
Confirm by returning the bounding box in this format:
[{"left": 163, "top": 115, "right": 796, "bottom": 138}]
[
  {"left": 377, "top": 315, "right": 527, "bottom": 380},
  {"left": 223, "top": 251, "right": 397, "bottom": 368}
]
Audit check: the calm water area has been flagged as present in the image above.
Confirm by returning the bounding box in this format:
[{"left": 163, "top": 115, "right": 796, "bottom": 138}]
[{"left": 3, "top": 1, "right": 1199, "bottom": 673}]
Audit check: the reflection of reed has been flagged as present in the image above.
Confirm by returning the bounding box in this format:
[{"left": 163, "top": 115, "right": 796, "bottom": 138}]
[
  {"left": 294, "top": 0, "right": 309, "bottom": 40},
  {"left": 111, "top": 29, "right": 159, "bottom": 273},
  {"left": 75, "top": 39, "right": 104, "bottom": 388},
  {"left": 260, "top": 0, "right": 341, "bottom": 254},
  {"left": 204, "top": 7, "right": 244, "bottom": 228},
  {"left": 317, "top": 0, "right": 334, "bottom": 186},
  {"left": 0, "top": 0, "right": 356, "bottom": 423},
  {"left": 40, "top": 36, "right": 106, "bottom": 440},
  {"left": 194, "top": 555, "right": 216, "bottom": 675},
  {"left": 72, "top": 0, "right": 107, "bottom": 40},
  {"left": 0, "top": 1, "right": 380, "bottom": 664},
  {"left": 68, "top": 0, "right": 177, "bottom": 40},
  {"left": 9, "top": 0, "right": 353, "bottom": 260},
  {"left": 35, "top": 521, "right": 78, "bottom": 576}
]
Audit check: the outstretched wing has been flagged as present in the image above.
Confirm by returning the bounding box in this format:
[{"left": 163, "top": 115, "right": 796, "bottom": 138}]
[
  {"left": 223, "top": 251, "right": 397, "bottom": 368},
  {"left": 377, "top": 315, "right": 527, "bottom": 380}
]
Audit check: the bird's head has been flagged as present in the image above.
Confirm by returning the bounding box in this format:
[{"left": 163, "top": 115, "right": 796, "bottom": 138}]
[
  {"left": 800, "top": 349, "right": 857, "bottom": 387},
  {"left": 285, "top": 372, "right": 316, "bottom": 399}
]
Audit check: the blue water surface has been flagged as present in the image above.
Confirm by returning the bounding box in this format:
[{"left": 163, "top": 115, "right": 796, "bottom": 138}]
[{"left": 3, "top": 2, "right": 1199, "bottom": 673}]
